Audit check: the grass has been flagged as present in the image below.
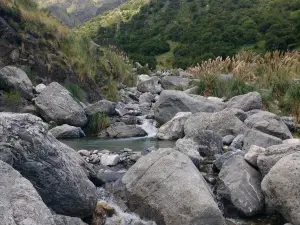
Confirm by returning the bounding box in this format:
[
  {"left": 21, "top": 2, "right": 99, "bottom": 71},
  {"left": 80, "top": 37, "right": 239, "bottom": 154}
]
[
  {"left": 65, "top": 83, "right": 85, "bottom": 102},
  {"left": 189, "top": 50, "right": 300, "bottom": 120},
  {"left": 4, "top": 90, "right": 21, "bottom": 105},
  {"left": 156, "top": 41, "right": 180, "bottom": 70},
  {"left": 86, "top": 112, "right": 110, "bottom": 135}
]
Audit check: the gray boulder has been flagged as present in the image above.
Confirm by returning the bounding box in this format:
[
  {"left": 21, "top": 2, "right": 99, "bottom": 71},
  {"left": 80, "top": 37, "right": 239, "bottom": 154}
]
[
  {"left": 262, "top": 152, "right": 300, "bottom": 225},
  {"left": 226, "top": 92, "right": 262, "bottom": 112},
  {"left": 137, "top": 75, "right": 162, "bottom": 94},
  {"left": 0, "top": 113, "right": 97, "bottom": 218},
  {"left": 184, "top": 110, "right": 247, "bottom": 138},
  {"left": 243, "top": 129, "right": 282, "bottom": 152},
  {"left": 257, "top": 143, "right": 300, "bottom": 177},
  {"left": 35, "top": 83, "right": 46, "bottom": 93},
  {"left": 154, "top": 90, "right": 225, "bottom": 124},
  {"left": 49, "top": 124, "right": 85, "bottom": 139},
  {"left": 35, "top": 82, "right": 87, "bottom": 127},
  {"left": 230, "top": 134, "right": 244, "bottom": 150},
  {"left": 53, "top": 215, "right": 88, "bottom": 225},
  {"left": 157, "top": 111, "right": 192, "bottom": 140},
  {"left": 106, "top": 124, "right": 147, "bottom": 138},
  {"left": 0, "top": 66, "right": 33, "bottom": 100},
  {"left": 244, "top": 145, "right": 266, "bottom": 167},
  {"left": 120, "top": 148, "right": 225, "bottom": 225},
  {"left": 218, "top": 155, "right": 264, "bottom": 216},
  {"left": 213, "top": 150, "right": 244, "bottom": 171},
  {"left": 161, "top": 75, "right": 190, "bottom": 90},
  {"left": 84, "top": 100, "right": 116, "bottom": 116},
  {"left": 223, "top": 135, "right": 235, "bottom": 146},
  {"left": 175, "top": 138, "right": 203, "bottom": 167},
  {"left": 223, "top": 108, "right": 248, "bottom": 122},
  {"left": 139, "top": 92, "right": 155, "bottom": 104},
  {"left": 281, "top": 116, "right": 296, "bottom": 131},
  {"left": 0, "top": 160, "right": 56, "bottom": 225},
  {"left": 194, "top": 130, "right": 223, "bottom": 157},
  {"left": 244, "top": 111, "right": 292, "bottom": 140}
]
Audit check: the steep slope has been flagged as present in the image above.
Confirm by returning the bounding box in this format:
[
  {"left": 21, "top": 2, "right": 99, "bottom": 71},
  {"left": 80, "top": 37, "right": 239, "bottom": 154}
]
[
  {"left": 85, "top": 0, "right": 300, "bottom": 69},
  {"left": 34, "top": 0, "right": 126, "bottom": 27}
]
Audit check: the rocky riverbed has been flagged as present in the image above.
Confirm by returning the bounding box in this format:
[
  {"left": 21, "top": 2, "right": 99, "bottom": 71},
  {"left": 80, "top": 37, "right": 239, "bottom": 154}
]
[{"left": 0, "top": 66, "right": 299, "bottom": 225}]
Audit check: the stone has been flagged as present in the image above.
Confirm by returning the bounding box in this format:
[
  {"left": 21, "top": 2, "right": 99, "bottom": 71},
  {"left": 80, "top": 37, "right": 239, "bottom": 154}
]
[
  {"left": 184, "top": 110, "right": 247, "bottom": 138},
  {"left": 244, "top": 145, "right": 266, "bottom": 167},
  {"left": 226, "top": 92, "right": 262, "bottom": 112},
  {"left": 49, "top": 124, "right": 86, "bottom": 139},
  {"left": 0, "top": 160, "right": 56, "bottom": 225},
  {"left": 175, "top": 138, "right": 203, "bottom": 167},
  {"left": 78, "top": 150, "right": 91, "bottom": 157},
  {"left": 53, "top": 215, "right": 87, "bottom": 225},
  {"left": 137, "top": 75, "right": 162, "bottom": 94},
  {"left": 243, "top": 129, "right": 282, "bottom": 152},
  {"left": 161, "top": 75, "right": 190, "bottom": 90},
  {"left": 283, "top": 138, "right": 300, "bottom": 145},
  {"left": 207, "top": 96, "right": 224, "bottom": 103},
  {"left": 119, "top": 148, "right": 225, "bottom": 225},
  {"left": 85, "top": 100, "right": 116, "bottom": 116},
  {"left": 0, "top": 113, "right": 97, "bottom": 218},
  {"left": 157, "top": 111, "right": 192, "bottom": 140},
  {"left": 10, "top": 49, "right": 19, "bottom": 62},
  {"left": 35, "top": 82, "right": 87, "bottom": 127},
  {"left": 100, "top": 154, "right": 120, "bottom": 166},
  {"left": 223, "top": 135, "right": 235, "bottom": 146},
  {"left": 230, "top": 134, "right": 244, "bottom": 150},
  {"left": 106, "top": 125, "right": 147, "bottom": 138},
  {"left": 218, "top": 155, "right": 264, "bottom": 216},
  {"left": 261, "top": 152, "right": 300, "bottom": 225},
  {"left": 281, "top": 116, "right": 296, "bottom": 131},
  {"left": 154, "top": 90, "right": 225, "bottom": 124},
  {"left": 213, "top": 150, "right": 244, "bottom": 171},
  {"left": 244, "top": 111, "right": 292, "bottom": 140},
  {"left": 139, "top": 92, "right": 155, "bottom": 104},
  {"left": 257, "top": 143, "right": 300, "bottom": 177},
  {"left": 184, "top": 86, "right": 198, "bottom": 94},
  {"left": 194, "top": 130, "right": 223, "bottom": 157},
  {"left": 0, "top": 66, "right": 33, "bottom": 100},
  {"left": 223, "top": 108, "right": 248, "bottom": 122},
  {"left": 35, "top": 83, "right": 46, "bottom": 93}
]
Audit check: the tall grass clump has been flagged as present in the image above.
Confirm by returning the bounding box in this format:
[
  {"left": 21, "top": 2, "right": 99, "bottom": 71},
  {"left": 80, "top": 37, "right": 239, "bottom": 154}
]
[
  {"left": 86, "top": 112, "right": 110, "bottom": 136},
  {"left": 65, "top": 83, "right": 85, "bottom": 102}
]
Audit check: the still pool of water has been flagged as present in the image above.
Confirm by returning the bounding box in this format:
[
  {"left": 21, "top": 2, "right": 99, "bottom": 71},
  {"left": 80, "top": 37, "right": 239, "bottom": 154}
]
[{"left": 61, "top": 137, "right": 175, "bottom": 152}]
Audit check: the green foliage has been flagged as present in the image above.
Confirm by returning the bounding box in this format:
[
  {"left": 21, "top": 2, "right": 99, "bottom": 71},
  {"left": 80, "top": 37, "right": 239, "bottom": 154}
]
[
  {"left": 4, "top": 90, "right": 21, "bottom": 105},
  {"left": 102, "top": 79, "right": 120, "bottom": 101},
  {"left": 282, "top": 83, "right": 300, "bottom": 120},
  {"left": 65, "top": 83, "right": 85, "bottom": 102},
  {"left": 86, "top": 112, "right": 110, "bottom": 135}
]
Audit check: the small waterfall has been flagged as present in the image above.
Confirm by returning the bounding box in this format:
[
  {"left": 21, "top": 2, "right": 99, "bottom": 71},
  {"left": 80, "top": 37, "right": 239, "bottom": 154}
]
[{"left": 137, "top": 116, "right": 157, "bottom": 137}]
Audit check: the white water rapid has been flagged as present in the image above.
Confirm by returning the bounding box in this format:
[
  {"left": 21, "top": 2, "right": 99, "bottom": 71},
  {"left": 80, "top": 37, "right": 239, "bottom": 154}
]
[{"left": 137, "top": 116, "right": 157, "bottom": 137}]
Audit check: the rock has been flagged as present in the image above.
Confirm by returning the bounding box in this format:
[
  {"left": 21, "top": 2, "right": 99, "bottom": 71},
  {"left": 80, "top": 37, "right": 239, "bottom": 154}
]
[
  {"left": 0, "top": 66, "right": 33, "bottom": 100},
  {"left": 106, "top": 125, "right": 147, "bottom": 138},
  {"left": 175, "top": 138, "right": 203, "bottom": 167},
  {"left": 85, "top": 100, "right": 116, "bottom": 117},
  {"left": 139, "top": 92, "right": 155, "bottom": 104},
  {"left": 120, "top": 148, "right": 225, "bottom": 225},
  {"left": 35, "top": 82, "right": 87, "bottom": 127},
  {"left": 0, "top": 113, "right": 97, "bottom": 218},
  {"left": 218, "top": 155, "right": 264, "bottom": 216},
  {"left": 115, "top": 102, "right": 141, "bottom": 117},
  {"left": 49, "top": 124, "right": 85, "bottom": 139},
  {"left": 223, "top": 108, "right": 248, "bottom": 122},
  {"left": 20, "top": 104, "right": 39, "bottom": 115},
  {"left": 207, "top": 96, "right": 224, "bottom": 103},
  {"left": 213, "top": 150, "right": 244, "bottom": 171},
  {"left": 91, "top": 204, "right": 107, "bottom": 225},
  {"left": 257, "top": 143, "right": 300, "bottom": 177},
  {"left": 137, "top": 75, "right": 162, "bottom": 94},
  {"left": 35, "top": 83, "right": 46, "bottom": 93},
  {"left": 230, "top": 134, "right": 244, "bottom": 150},
  {"left": 226, "top": 92, "right": 262, "bottom": 112},
  {"left": 243, "top": 129, "right": 282, "bottom": 152},
  {"left": 184, "top": 110, "right": 247, "bottom": 138},
  {"left": 95, "top": 171, "right": 125, "bottom": 184},
  {"left": 78, "top": 149, "right": 91, "bottom": 157},
  {"left": 283, "top": 138, "right": 300, "bottom": 145},
  {"left": 244, "top": 145, "right": 266, "bottom": 167},
  {"left": 0, "top": 160, "right": 56, "bottom": 225},
  {"left": 154, "top": 90, "right": 225, "bottom": 124},
  {"left": 281, "top": 116, "right": 296, "bottom": 131},
  {"left": 194, "top": 130, "right": 223, "bottom": 157},
  {"left": 184, "top": 86, "right": 198, "bottom": 94},
  {"left": 100, "top": 154, "right": 120, "bottom": 166},
  {"left": 157, "top": 112, "right": 192, "bottom": 140},
  {"left": 223, "top": 135, "right": 235, "bottom": 145},
  {"left": 261, "top": 152, "right": 300, "bottom": 225},
  {"left": 161, "top": 75, "right": 190, "bottom": 90},
  {"left": 10, "top": 49, "right": 19, "bottom": 62},
  {"left": 54, "top": 215, "right": 87, "bottom": 225},
  {"left": 244, "top": 111, "right": 292, "bottom": 140}
]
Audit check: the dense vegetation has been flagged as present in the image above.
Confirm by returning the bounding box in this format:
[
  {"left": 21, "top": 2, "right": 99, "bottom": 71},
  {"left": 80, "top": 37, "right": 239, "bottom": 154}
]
[{"left": 91, "top": 0, "right": 300, "bottom": 69}]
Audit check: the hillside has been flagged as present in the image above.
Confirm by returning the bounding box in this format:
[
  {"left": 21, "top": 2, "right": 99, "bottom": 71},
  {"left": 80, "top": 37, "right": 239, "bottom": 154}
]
[
  {"left": 86, "top": 0, "right": 300, "bottom": 69},
  {"left": 34, "top": 0, "right": 126, "bottom": 27}
]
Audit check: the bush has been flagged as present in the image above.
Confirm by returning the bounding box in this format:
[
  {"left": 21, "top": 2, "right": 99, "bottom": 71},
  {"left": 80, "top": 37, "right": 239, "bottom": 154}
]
[
  {"left": 86, "top": 112, "right": 110, "bottom": 136},
  {"left": 65, "top": 83, "right": 85, "bottom": 102}
]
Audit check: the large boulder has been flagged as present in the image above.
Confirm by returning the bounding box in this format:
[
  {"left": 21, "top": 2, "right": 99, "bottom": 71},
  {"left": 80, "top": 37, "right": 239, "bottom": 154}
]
[
  {"left": 226, "top": 92, "right": 262, "bottom": 112},
  {"left": 243, "top": 129, "right": 282, "bottom": 152},
  {"left": 175, "top": 138, "right": 203, "bottom": 167},
  {"left": 154, "top": 90, "right": 225, "bottom": 124},
  {"left": 49, "top": 124, "right": 86, "bottom": 139},
  {"left": 0, "top": 113, "right": 97, "bottom": 218},
  {"left": 0, "top": 66, "right": 33, "bottom": 100},
  {"left": 184, "top": 110, "right": 247, "bottom": 138},
  {"left": 53, "top": 215, "right": 88, "bottom": 225},
  {"left": 106, "top": 124, "right": 147, "bottom": 138},
  {"left": 137, "top": 75, "right": 162, "bottom": 94},
  {"left": 84, "top": 100, "right": 116, "bottom": 117},
  {"left": 257, "top": 143, "right": 300, "bottom": 177},
  {"left": 244, "top": 111, "right": 292, "bottom": 140},
  {"left": 218, "top": 155, "right": 264, "bottom": 216},
  {"left": 0, "top": 160, "right": 56, "bottom": 225},
  {"left": 261, "top": 152, "right": 300, "bottom": 225},
  {"left": 161, "top": 75, "right": 190, "bottom": 90},
  {"left": 120, "top": 148, "right": 225, "bottom": 225},
  {"left": 35, "top": 82, "right": 87, "bottom": 127},
  {"left": 157, "top": 112, "right": 192, "bottom": 140}
]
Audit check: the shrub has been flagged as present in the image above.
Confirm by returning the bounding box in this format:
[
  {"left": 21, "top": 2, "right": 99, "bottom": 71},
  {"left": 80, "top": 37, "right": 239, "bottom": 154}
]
[
  {"left": 86, "top": 112, "right": 110, "bottom": 136},
  {"left": 65, "top": 83, "right": 85, "bottom": 102}
]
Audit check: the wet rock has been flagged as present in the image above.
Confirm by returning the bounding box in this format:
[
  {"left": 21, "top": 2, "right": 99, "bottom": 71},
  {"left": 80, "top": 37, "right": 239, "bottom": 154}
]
[
  {"left": 244, "top": 145, "right": 266, "bottom": 167},
  {"left": 226, "top": 92, "right": 262, "bottom": 112},
  {"left": 49, "top": 124, "right": 85, "bottom": 139},
  {"left": 85, "top": 100, "right": 116, "bottom": 117},
  {"left": 35, "top": 82, "right": 87, "bottom": 127}
]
